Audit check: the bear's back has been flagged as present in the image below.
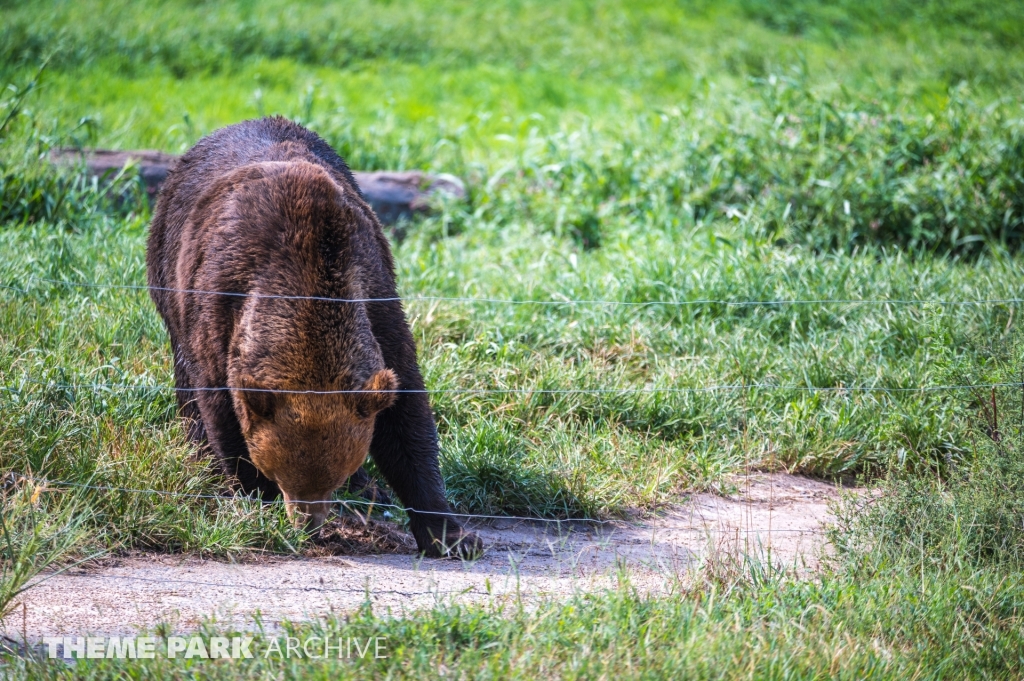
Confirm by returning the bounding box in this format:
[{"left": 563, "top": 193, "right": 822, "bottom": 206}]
[
  {"left": 163, "top": 117, "right": 360, "bottom": 220},
  {"left": 147, "top": 118, "right": 365, "bottom": 296}
]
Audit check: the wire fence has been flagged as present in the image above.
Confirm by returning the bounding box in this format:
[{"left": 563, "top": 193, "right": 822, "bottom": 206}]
[
  {"left": 6, "top": 277, "right": 1022, "bottom": 398},
  {"left": 5, "top": 275, "right": 1024, "bottom": 308},
  {"left": 3, "top": 378, "right": 1024, "bottom": 397},
  {"left": 0, "top": 276, "right": 1013, "bottom": 533},
  {"left": 13, "top": 381, "right": 1024, "bottom": 395},
  {"left": 6, "top": 471, "right": 827, "bottom": 533},
  {"left": 5, "top": 467, "right": 826, "bottom": 610},
  {"left": 40, "top": 572, "right": 478, "bottom": 598},
  {"left": 0, "top": 272, "right": 1008, "bottom": 618}
]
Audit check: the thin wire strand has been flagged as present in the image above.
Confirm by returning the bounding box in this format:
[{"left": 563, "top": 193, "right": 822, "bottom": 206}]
[
  {"left": 8, "top": 276, "right": 1024, "bottom": 308},
  {"left": 2, "top": 380, "right": 1021, "bottom": 395},
  {"left": 20, "top": 475, "right": 617, "bottom": 525},
  {"left": 32, "top": 573, "right": 471, "bottom": 593},
  {"left": 9, "top": 474, "right": 824, "bottom": 532},
  {"left": 41, "top": 572, "right": 474, "bottom": 597},
  {"left": 0, "top": 283, "right": 29, "bottom": 294}
]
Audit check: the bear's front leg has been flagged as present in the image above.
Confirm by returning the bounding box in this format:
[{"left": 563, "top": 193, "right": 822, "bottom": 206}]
[
  {"left": 369, "top": 392, "right": 483, "bottom": 558},
  {"left": 194, "top": 388, "right": 282, "bottom": 500},
  {"left": 364, "top": 295, "right": 483, "bottom": 558}
]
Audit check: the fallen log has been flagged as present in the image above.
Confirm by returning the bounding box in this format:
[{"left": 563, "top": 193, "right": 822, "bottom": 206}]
[{"left": 50, "top": 148, "right": 466, "bottom": 227}]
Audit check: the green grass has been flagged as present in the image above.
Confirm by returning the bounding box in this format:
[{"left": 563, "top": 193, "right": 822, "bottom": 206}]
[
  {"left": 5, "top": 209, "right": 1022, "bottom": 531},
  {"left": 4, "top": 0, "right": 1024, "bottom": 151},
  {"left": 13, "top": 571, "right": 1024, "bottom": 678},
  {"left": 2, "top": 0, "right": 1024, "bottom": 676},
  {"left": 12, "top": 394, "right": 1024, "bottom": 678}
]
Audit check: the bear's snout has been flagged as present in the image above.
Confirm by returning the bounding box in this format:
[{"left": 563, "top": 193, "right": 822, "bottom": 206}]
[{"left": 282, "top": 491, "right": 334, "bottom": 535}]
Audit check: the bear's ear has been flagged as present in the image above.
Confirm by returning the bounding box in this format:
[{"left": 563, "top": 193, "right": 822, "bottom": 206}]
[
  {"left": 234, "top": 385, "right": 277, "bottom": 433},
  {"left": 353, "top": 369, "right": 398, "bottom": 419},
  {"left": 244, "top": 388, "right": 277, "bottom": 420}
]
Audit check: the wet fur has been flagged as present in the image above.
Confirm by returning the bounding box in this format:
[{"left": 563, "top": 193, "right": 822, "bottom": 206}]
[{"left": 146, "top": 117, "right": 479, "bottom": 556}]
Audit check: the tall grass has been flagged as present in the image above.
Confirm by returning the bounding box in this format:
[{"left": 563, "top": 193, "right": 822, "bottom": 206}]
[
  {"left": 12, "top": 333, "right": 1024, "bottom": 677},
  {"left": 738, "top": 0, "right": 1024, "bottom": 45},
  {"left": 833, "top": 328, "right": 1024, "bottom": 569},
  {"left": 14, "top": 407, "right": 1024, "bottom": 677},
  {"left": 0, "top": 72, "right": 147, "bottom": 227},
  {"left": 423, "top": 78, "right": 1024, "bottom": 252},
  {"left": 0, "top": 481, "right": 94, "bottom": 622}
]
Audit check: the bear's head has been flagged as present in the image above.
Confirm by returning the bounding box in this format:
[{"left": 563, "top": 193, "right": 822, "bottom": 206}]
[
  {"left": 231, "top": 367, "right": 398, "bottom": 532},
  {"left": 221, "top": 159, "right": 399, "bottom": 532}
]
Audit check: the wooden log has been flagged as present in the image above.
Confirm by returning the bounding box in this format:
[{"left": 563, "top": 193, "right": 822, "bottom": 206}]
[{"left": 50, "top": 148, "right": 466, "bottom": 227}]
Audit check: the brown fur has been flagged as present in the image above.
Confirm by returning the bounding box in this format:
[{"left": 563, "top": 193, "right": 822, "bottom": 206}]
[{"left": 147, "top": 118, "right": 480, "bottom": 556}]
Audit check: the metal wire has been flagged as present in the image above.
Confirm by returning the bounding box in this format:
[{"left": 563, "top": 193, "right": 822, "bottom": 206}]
[
  {"left": 7, "top": 276, "right": 1024, "bottom": 308},
  {"left": 9, "top": 473, "right": 825, "bottom": 533},
  {"left": 2, "top": 379, "right": 1021, "bottom": 396},
  {"left": 0, "top": 283, "right": 29, "bottom": 294},
  {"left": 41, "top": 572, "right": 475, "bottom": 597},
  {"left": 13, "top": 474, "right": 617, "bottom": 525}
]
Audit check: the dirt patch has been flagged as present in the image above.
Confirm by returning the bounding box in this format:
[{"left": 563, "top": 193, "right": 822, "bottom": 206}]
[
  {"left": 303, "top": 515, "right": 419, "bottom": 557},
  {"left": 5, "top": 473, "right": 848, "bottom": 638}
]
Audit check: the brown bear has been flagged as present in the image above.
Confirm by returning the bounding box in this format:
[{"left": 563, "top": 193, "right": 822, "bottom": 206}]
[{"left": 146, "top": 117, "right": 480, "bottom": 557}]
